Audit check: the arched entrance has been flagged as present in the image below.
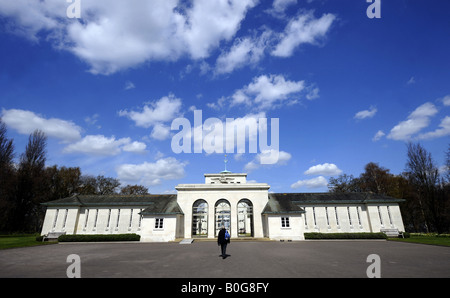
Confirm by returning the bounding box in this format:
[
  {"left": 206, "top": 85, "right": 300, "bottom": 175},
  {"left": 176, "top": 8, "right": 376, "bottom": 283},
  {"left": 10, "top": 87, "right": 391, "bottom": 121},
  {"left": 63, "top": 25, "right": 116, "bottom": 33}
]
[
  {"left": 215, "top": 199, "right": 231, "bottom": 236},
  {"left": 192, "top": 200, "right": 208, "bottom": 238},
  {"left": 238, "top": 199, "right": 254, "bottom": 237}
]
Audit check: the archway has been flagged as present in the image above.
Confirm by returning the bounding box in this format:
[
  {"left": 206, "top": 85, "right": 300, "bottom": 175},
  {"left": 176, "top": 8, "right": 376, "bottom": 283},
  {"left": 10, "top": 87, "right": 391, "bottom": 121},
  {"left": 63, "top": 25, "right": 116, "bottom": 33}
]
[
  {"left": 215, "top": 199, "right": 231, "bottom": 236},
  {"left": 238, "top": 199, "right": 254, "bottom": 237},
  {"left": 192, "top": 200, "right": 208, "bottom": 237}
]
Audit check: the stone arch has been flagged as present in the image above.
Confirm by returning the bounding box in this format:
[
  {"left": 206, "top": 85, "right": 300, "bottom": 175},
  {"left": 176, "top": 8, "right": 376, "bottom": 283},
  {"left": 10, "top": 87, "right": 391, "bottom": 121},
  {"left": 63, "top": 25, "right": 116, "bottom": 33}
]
[
  {"left": 237, "top": 199, "right": 254, "bottom": 237},
  {"left": 215, "top": 199, "right": 231, "bottom": 236},
  {"left": 192, "top": 199, "right": 208, "bottom": 238}
]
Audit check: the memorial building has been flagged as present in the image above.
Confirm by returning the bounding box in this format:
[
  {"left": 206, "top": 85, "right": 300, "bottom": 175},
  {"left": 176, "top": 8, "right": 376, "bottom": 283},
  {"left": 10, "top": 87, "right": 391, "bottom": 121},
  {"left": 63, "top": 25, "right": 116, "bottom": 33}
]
[{"left": 41, "top": 170, "right": 405, "bottom": 242}]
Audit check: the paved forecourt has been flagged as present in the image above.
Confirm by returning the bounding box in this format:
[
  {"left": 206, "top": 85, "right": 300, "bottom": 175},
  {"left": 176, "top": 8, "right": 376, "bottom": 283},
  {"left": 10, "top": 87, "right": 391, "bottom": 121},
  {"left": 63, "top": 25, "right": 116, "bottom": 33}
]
[{"left": 0, "top": 240, "right": 449, "bottom": 278}]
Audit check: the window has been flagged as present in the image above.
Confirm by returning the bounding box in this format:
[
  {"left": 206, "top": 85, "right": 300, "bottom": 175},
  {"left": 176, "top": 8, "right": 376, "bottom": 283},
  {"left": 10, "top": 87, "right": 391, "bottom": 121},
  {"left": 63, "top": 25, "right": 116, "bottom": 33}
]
[
  {"left": 93, "top": 209, "right": 99, "bottom": 228},
  {"left": 129, "top": 209, "right": 133, "bottom": 228},
  {"left": 155, "top": 218, "right": 164, "bottom": 229},
  {"left": 312, "top": 207, "right": 317, "bottom": 227},
  {"left": 377, "top": 206, "right": 384, "bottom": 226},
  {"left": 347, "top": 207, "right": 353, "bottom": 226},
  {"left": 387, "top": 206, "right": 393, "bottom": 226},
  {"left": 52, "top": 209, "right": 59, "bottom": 229},
  {"left": 335, "top": 207, "right": 340, "bottom": 228},
  {"left": 62, "top": 209, "right": 68, "bottom": 229},
  {"left": 281, "top": 217, "right": 290, "bottom": 228},
  {"left": 107, "top": 209, "right": 111, "bottom": 228},
  {"left": 116, "top": 209, "right": 121, "bottom": 228}
]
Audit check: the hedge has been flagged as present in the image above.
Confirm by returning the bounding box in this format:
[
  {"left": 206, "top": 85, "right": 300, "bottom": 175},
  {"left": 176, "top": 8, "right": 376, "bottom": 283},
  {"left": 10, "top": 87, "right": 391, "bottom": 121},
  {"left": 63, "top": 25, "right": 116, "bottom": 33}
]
[
  {"left": 304, "top": 232, "right": 388, "bottom": 240},
  {"left": 58, "top": 233, "right": 141, "bottom": 242}
]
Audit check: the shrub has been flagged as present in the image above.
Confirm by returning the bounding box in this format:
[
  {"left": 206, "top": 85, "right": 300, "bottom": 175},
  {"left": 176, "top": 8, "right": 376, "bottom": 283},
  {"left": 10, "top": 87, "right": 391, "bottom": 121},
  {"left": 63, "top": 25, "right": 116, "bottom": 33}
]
[
  {"left": 58, "top": 234, "right": 140, "bottom": 242},
  {"left": 304, "top": 232, "right": 387, "bottom": 240}
]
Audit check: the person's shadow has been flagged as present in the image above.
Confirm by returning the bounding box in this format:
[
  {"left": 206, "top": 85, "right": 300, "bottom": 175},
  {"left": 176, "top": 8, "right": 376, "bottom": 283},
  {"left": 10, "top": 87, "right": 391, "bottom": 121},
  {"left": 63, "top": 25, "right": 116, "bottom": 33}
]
[{"left": 219, "top": 254, "right": 231, "bottom": 259}]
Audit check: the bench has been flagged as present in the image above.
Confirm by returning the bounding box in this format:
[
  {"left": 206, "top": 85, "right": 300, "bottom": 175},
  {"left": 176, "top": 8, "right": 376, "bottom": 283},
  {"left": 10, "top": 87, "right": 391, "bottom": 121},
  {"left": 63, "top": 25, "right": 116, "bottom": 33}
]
[
  {"left": 42, "top": 232, "right": 66, "bottom": 242},
  {"left": 380, "top": 228, "right": 404, "bottom": 238}
]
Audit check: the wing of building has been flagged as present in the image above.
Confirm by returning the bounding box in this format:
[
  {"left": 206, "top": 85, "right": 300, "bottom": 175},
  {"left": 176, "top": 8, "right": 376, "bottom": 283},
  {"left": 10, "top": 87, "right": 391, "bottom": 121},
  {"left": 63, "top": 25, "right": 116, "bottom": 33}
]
[{"left": 41, "top": 172, "right": 405, "bottom": 242}]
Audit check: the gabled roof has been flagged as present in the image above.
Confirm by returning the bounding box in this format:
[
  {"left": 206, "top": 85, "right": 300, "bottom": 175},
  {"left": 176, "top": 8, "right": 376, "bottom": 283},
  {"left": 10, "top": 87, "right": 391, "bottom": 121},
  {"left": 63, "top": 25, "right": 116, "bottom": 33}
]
[
  {"left": 41, "top": 194, "right": 183, "bottom": 215},
  {"left": 262, "top": 192, "right": 404, "bottom": 214}
]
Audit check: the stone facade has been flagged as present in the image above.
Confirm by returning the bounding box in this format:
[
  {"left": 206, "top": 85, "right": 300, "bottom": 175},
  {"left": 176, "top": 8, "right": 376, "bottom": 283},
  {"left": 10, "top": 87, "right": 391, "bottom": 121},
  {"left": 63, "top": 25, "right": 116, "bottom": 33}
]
[{"left": 41, "top": 172, "right": 405, "bottom": 242}]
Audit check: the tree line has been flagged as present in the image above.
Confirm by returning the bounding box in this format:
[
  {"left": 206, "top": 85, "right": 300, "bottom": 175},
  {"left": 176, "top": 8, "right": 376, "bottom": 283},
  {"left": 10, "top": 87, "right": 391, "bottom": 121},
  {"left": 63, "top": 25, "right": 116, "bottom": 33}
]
[
  {"left": 328, "top": 143, "right": 450, "bottom": 234},
  {"left": 0, "top": 121, "right": 148, "bottom": 233}
]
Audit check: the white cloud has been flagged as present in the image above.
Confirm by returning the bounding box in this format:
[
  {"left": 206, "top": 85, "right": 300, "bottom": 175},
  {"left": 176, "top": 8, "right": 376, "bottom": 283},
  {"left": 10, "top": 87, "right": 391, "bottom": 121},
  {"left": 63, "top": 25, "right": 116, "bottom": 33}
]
[
  {"left": 387, "top": 102, "right": 438, "bottom": 141},
  {"left": 244, "top": 150, "right": 291, "bottom": 171},
  {"left": 151, "top": 124, "right": 171, "bottom": 141},
  {"left": 304, "top": 163, "right": 342, "bottom": 176},
  {"left": 63, "top": 135, "right": 146, "bottom": 156},
  {"left": 417, "top": 116, "right": 450, "bottom": 140},
  {"left": 1, "top": 108, "right": 82, "bottom": 142},
  {"left": 0, "top": 0, "right": 259, "bottom": 75},
  {"left": 122, "top": 141, "right": 147, "bottom": 153},
  {"left": 214, "top": 30, "right": 271, "bottom": 75},
  {"left": 291, "top": 176, "right": 328, "bottom": 189},
  {"left": 354, "top": 106, "right": 377, "bottom": 120},
  {"left": 119, "top": 94, "right": 182, "bottom": 129},
  {"left": 270, "top": 0, "right": 297, "bottom": 16},
  {"left": 124, "top": 81, "right": 135, "bottom": 90},
  {"left": 271, "top": 11, "right": 336, "bottom": 57},
  {"left": 116, "top": 157, "right": 186, "bottom": 187},
  {"left": 372, "top": 130, "right": 385, "bottom": 142},
  {"left": 441, "top": 95, "right": 450, "bottom": 106},
  {"left": 231, "top": 74, "right": 305, "bottom": 110}
]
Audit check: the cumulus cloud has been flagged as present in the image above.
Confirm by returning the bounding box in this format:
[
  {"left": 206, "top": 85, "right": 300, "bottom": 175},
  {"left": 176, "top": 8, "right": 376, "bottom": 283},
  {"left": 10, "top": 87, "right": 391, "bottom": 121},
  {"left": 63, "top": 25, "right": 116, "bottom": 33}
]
[
  {"left": 119, "top": 94, "right": 182, "bottom": 133},
  {"left": 0, "top": 0, "right": 259, "bottom": 75},
  {"left": 271, "top": 11, "right": 336, "bottom": 57},
  {"left": 116, "top": 157, "right": 186, "bottom": 187},
  {"left": 354, "top": 106, "right": 377, "bottom": 120},
  {"left": 244, "top": 150, "right": 291, "bottom": 171},
  {"left": 387, "top": 102, "right": 438, "bottom": 141},
  {"left": 63, "top": 135, "right": 146, "bottom": 156},
  {"left": 291, "top": 176, "right": 328, "bottom": 189},
  {"left": 214, "top": 32, "right": 271, "bottom": 75},
  {"left": 372, "top": 130, "right": 385, "bottom": 142},
  {"left": 304, "top": 163, "right": 342, "bottom": 176},
  {"left": 417, "top": 116, "right": 450, "bottom": 140},
  {"left": 1, "top": 108, "right": 82, "bottom": 142},
  {"left": 441, "top": 95, "right": 450, "bottom": 106}
]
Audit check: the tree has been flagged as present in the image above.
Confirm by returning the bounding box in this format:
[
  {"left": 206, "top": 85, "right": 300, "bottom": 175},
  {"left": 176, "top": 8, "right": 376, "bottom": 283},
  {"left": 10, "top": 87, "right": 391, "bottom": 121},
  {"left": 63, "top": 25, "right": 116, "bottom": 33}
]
[
  {"left": 359, "top": 162, "right": 394, "bottom": 195},
  {"left": 45, "top": 166, "right": 82, "bottom": 201},
  {"left": 405, "top": 142, "right": 446, "bottom": 233},
  {"left": 120, "top": 184, "right": 149, "bottom": 195},
  {"left": 14, "top": 130, "right": 48, "bottom": 232},
  {"left": 328, "top": 174, "right": 361, "bottom": 193},
  {"left": 78, "top": 175, "right": 120, "bottom": 195},
  {"left": 0, "top": 119, "right": 16, "bottom": 232}
]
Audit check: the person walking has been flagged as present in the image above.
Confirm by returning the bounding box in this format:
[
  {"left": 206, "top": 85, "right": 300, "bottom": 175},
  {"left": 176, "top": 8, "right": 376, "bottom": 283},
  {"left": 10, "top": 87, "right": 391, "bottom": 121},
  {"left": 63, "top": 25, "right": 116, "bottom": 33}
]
[{"left": 217, "top": 226, "right": 230, "bottom": 259}]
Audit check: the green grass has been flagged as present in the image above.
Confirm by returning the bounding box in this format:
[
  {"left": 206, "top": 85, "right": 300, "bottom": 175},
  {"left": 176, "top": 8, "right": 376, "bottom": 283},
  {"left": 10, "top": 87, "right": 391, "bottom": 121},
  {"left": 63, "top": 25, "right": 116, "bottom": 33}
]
[
  {"left": 0, "top": 234, "right": 56, "bottom": 250},
  {"left": 389, "top": 235, "right": 450, "bottom": 247}
]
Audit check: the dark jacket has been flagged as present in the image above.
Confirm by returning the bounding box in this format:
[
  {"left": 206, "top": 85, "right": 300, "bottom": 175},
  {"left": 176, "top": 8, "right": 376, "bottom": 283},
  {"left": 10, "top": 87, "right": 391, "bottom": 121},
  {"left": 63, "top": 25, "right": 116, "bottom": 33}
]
[{"left": 217, "top": 228, "right": 230, "bottom": 245}]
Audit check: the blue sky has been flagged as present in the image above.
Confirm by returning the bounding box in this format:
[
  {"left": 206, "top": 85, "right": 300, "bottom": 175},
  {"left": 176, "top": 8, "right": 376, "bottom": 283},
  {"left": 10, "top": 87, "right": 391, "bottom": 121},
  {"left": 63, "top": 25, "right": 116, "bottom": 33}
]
[{"left": 0, "top": 0, "right": 449, "bottom": 194}]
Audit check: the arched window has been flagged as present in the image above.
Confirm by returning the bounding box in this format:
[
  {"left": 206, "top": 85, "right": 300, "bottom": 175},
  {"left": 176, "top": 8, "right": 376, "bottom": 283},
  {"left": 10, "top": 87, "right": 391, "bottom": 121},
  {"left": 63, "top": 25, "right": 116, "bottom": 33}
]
[
  {"left": 215, "top": 199, "right": 231, "bottom": 236},
  {"left": 237, "top": 199, "right": 254, "bottom": 237},
  {"left": 192, "top": 200, "right": 208, "bottom": 237}
]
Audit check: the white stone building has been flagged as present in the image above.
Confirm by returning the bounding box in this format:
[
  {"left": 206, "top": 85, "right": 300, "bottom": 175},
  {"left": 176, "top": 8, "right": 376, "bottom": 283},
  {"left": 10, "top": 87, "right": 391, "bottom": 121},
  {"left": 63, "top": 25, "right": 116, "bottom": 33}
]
[{"left": 41, "top": 171, "right": 405, "bottom": 242}]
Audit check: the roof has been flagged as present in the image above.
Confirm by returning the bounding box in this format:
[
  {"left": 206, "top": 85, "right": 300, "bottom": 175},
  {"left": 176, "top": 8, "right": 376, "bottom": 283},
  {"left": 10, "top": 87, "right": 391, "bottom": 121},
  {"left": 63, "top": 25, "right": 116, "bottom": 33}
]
[
  {"left": 41, "top": 194, "right": 183, "bottom": 215},
  {"left": 262, "top": 192, "right": 404, "bottom": 214}
]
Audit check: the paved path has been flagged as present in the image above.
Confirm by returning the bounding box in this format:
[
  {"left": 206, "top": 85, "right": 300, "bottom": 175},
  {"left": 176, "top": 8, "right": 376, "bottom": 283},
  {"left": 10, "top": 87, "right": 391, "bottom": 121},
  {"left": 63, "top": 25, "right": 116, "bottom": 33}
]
[{"left": 1, "top": 240, "right": 449, "bottom": 278}]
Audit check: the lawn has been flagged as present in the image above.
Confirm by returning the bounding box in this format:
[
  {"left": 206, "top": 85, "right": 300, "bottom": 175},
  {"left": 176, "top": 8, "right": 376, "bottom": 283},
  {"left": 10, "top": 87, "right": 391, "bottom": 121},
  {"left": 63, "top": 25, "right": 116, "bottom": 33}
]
[
  {"left": 389, "top": 234, "right": 450, "bottom": 247},
  {"left": 0, "top": 234, "right": 56, "bottom": 250}
]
